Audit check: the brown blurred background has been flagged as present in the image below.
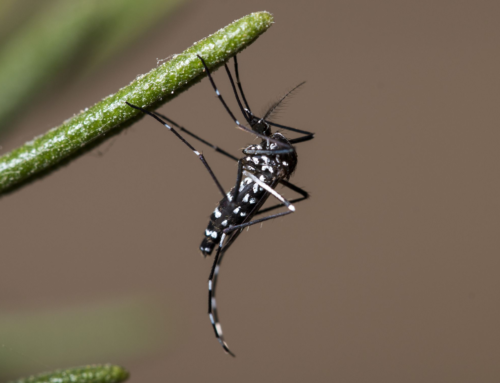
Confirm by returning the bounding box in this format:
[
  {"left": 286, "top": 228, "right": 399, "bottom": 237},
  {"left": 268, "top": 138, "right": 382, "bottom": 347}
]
[{"left": 1, "top": 0, "right": 500, "bottom": 382}]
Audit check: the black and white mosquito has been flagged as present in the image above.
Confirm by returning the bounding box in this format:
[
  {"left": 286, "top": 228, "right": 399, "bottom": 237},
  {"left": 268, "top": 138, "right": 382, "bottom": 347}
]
[{"left": 126, "top": 54, "right": 314, "bottom": 356}]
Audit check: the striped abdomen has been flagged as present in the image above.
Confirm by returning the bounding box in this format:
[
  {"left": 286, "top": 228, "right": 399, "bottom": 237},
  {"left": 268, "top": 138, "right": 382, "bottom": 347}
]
[{"left": 200, "top": 178, "right": 269, "bottom": 256}]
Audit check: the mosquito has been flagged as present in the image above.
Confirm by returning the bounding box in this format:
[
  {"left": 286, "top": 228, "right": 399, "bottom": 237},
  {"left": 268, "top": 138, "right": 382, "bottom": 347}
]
[{"left": 126, "top": 54, "right": 314, "bottom": 356}]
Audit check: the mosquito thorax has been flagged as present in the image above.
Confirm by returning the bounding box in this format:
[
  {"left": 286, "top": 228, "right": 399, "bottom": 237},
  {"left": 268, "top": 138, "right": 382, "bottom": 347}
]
[{"left": 240, "top": 133, "right": 298, "bottom": 180}]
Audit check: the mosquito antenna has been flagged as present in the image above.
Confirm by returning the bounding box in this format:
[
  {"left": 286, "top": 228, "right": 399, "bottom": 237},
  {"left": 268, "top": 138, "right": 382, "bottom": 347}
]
[{"left": 263, "top": 81, "right": 306, "bottom": 121}]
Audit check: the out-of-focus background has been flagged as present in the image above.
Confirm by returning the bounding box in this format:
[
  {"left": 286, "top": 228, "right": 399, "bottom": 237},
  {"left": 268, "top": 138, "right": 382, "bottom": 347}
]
[{"left": 1, "top": 0, "right": 500, "bottom": 382}]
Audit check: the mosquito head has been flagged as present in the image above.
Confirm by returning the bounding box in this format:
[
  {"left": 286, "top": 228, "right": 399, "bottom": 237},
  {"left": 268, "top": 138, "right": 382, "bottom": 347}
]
[{"left": 249, "top": 115, "right": 271, "bottom": 137}]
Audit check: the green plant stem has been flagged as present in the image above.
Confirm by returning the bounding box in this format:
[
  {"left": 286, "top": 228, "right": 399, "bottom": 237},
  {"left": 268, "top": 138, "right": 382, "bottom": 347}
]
[
  {"left": 0, "top": 11, "right": 274, "bottom": 194},
  {"left": 7, "top": 365, "right": 129, "bottom": 383}
]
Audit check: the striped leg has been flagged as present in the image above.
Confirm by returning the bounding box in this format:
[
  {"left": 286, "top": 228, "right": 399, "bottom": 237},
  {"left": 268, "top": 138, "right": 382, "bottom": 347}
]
[
  {"left": 256, "top": 180, "right": 309, "bottom": 216},
  {"left": 126, "top": 102, "right": 226, "bottom": 198},
  {"left": 208, "top": 232, "right": 239, "bottom": 357},
  {"left": 233, "top": 55, "right": 252, "bottom": 112},
  {"left": 150, "top": 111, "right": 239, "bottom": 162}
]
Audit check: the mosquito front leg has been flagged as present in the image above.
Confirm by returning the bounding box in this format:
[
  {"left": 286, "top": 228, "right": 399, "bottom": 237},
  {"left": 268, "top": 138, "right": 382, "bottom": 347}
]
[{"left": 126, "top": 102, "right": 226, "bottom": 197}]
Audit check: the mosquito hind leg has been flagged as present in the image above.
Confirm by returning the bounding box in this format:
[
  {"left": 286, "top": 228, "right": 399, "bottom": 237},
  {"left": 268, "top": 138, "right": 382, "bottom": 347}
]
[
  {"left": 208, "top": 232, "right": 238, "bottom": 357},
  {"left": 256, "top": 180, "right": 309, "bottom": 216},
  {"left": 222, "top": 210, "right": 293, "bottom": 234}
]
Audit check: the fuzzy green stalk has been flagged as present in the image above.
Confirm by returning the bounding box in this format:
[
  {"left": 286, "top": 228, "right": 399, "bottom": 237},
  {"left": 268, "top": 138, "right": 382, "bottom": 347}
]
[
  {"left": 7, "top": 365, "right": 129, "bottom": 383},
  {"left": 0, "top": 11, "right": 274, "bottom": 194}
]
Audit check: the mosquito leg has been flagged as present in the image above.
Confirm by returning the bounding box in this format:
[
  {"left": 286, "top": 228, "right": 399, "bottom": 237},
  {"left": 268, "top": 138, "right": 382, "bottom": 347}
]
[
  {"left": 223, "top": 62, "right": 251, "bottom": 123},
  {"left": 243, "top": 171, "right": 295, "bottom": 211},
  {"left": 208, "top": 232, "right": 237, "bottom": 357},
  {"left": 197, "top": 55, "right": 291, "bottom": 149},
  {"left": 151, "top": 110, "right": 239, "bottom": 162},
  {"left": 256, "top": 180, "right": 309, "bottom": 216},
  {"left": 223, "top": 210, "right": 293, "bottom": 234},
  {"left": 233, "top": 55, "right": 251, "bottom": 112},
  {"left": 197, "top": 55, "right": 253, "bottom": 136},
  {"left": 258, "top": 120, "right": 315, "bottom": 143},
  {"left": 126, "top": 102, "right": 226, "bottom": 197},
  {"left": 223, "top": 178, "right": 296, "bottom": 235},
  {"left": 288, "top": 134, "right": 314, "bottom": 144},
  {"left": 243, "top": 148, "right": 295, "bottom": 155}
]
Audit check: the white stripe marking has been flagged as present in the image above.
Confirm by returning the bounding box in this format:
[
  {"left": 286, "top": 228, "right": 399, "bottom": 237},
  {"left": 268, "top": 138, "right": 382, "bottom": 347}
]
[
  {"left": 243, "top": 171, "right": 295, "bottom": 211},
  {"left": 215, "top": 323, "right": 223, "bottom": 335}
]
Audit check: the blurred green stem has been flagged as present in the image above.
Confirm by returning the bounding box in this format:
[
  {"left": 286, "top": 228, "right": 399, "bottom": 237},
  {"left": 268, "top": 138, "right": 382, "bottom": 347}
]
[
  {"left": 8, "top": 365, "right": 129, "bottom": 383},
  {"left": 0, "top": 11, "right": 274, "bottom": 194},
  {"left": 0, "top": 0, "right": 184, "bottom": 132}
]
